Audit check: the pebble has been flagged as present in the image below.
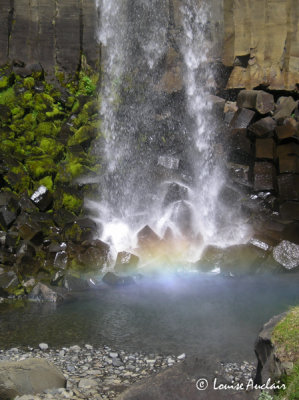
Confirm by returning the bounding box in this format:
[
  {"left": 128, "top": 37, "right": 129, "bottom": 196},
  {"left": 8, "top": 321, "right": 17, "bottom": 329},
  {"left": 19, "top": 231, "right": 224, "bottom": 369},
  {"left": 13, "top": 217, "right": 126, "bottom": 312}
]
[
  {"left": 6, "top": 346, "right": 256, "bottom": 400},
  {"left": 39, "top": 343, "right": 48, "bottom": 351},
  {"left": 2, "top": 345, "right": 184, "bottom": 400}
]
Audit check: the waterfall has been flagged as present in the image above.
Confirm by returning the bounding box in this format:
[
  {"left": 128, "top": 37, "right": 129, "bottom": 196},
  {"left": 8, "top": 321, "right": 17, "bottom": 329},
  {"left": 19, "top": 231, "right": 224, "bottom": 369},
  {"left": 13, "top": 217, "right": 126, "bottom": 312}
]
[{"left": 91, "top": 0, "right": 250, "bottom": 263}]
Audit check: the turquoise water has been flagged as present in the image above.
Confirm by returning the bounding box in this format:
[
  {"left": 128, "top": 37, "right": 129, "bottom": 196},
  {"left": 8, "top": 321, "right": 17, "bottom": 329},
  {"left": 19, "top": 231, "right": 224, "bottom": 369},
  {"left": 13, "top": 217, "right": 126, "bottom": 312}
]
[{"left": 0, "top": 273, "right": 298, "bottom": 361}]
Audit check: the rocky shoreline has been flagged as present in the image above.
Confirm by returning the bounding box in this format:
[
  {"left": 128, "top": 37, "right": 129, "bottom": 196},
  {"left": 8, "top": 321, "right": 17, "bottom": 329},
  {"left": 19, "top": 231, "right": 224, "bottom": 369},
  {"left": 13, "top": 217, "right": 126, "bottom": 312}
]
[{"left": 0, "top": 344, "right": 256, "bottom": 400}]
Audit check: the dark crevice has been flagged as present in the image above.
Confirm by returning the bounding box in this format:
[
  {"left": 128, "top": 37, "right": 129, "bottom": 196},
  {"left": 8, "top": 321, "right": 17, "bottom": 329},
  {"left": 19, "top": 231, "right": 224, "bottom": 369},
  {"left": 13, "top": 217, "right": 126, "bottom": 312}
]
[
  {"left": 78, "top": 0, "right": 84, "bottom": 73},
  {"left": 53, "top": 0, "right": 59, "bottom": 70},
  {"left": 7, "top": 0, "right": 15, "bottom": 58}
]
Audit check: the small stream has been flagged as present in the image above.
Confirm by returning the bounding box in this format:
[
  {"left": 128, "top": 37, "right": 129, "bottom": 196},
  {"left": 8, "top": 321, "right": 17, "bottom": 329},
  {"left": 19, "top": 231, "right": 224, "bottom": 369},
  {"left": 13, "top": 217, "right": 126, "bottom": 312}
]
[{"left": 1, "top": 273, "right": 298, "bottom": 362}]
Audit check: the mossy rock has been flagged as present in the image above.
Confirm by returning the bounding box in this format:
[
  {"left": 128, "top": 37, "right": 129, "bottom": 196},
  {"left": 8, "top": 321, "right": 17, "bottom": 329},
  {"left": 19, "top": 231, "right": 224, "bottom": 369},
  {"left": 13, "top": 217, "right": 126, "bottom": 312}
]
[
  {"left": 61, "top": 193, "right": 83, "bottom": 213},
  {"left": 0, "top": 87, "right": 16, "bottom": 107},
  {"left": 0, "top": 75, "right": 10, "bottom": 91},
  {"left": 35, "top": 121, "right": 60, "bottom": 138},
  {"left": 11, "top": 106, "right": 25, "bottom": 120},
  {"left": 39, "top": 176, "right": 53, "bottom": 192},
  {"left": 38, "top": 137, "right": 64, "bottom": 160},
  {"left": 23, "top": 77, "right": 35, "bottom": 90},
  {"left": 25, "top": 156, "right": 57, "bottom": 180},
  {"left": 68, "top": 125, "right": 96, "bottom": 147},
  {"left": 4, "top": 165, "right": 32, "bottom": 194}
]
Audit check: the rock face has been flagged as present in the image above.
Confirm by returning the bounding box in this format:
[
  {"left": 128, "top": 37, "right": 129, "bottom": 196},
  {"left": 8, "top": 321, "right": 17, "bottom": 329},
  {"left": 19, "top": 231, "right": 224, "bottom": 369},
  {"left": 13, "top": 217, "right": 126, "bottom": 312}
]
[
  {"left": 0, "top": 0, "right": 298, "bottom": 89},
  {"left": 255, "top": 313, "right": 286, "bottom": 387},
  {"left": 0, "top": 0, "right": 100, "bottom": 76},
  {"left": 0, "top": 358, "right": 66, "bottom": 399},
  {"left": 223, "top": 0, "right": 299, "bottom": 90}
]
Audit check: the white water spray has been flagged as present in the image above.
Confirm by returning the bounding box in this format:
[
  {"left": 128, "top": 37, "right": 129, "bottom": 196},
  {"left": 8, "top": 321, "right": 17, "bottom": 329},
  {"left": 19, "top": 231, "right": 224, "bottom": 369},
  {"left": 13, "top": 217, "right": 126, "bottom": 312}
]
[{"left": 92, "top": 0, "right": 250, "bottom": 262}]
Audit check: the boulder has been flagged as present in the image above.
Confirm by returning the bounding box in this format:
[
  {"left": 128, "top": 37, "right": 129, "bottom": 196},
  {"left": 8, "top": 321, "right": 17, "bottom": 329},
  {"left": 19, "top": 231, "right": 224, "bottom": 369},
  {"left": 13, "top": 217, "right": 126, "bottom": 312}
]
[
  {"left": 69, "top": 239, "right": 110, "bottom": 270},
  {"left": 273, "top": 97, "right": 299, "bottom": 120},
  {"left": 64, "top": 218, "right": 97, "bottom": 243},
  {"left": 0, "top": 358, "right": 65, "bottom": 399},
  {"left": 53, "top": 251, "right": 68, "bottom": 270},
  {"left": 102, "top": 272, "right": 134, "bottom": 287},
  {"left": 272, "top": 240, "right": 299, "bottom": 270},
  {"left": 30, "top": 186, "right": 53, "bottom": 212},
  {"left": 237, "top": 90, "right": 275, "bottom": 114},
  {"left": 116, "top": 355, "right": 258, "bottom": 400},
  {"left": 255, "top": 138, "right": 275, "bottom": 160},
  {"left": 253, "top": 162, "right": 277, "bottom": 192},
  {"left": 230, "top": 108, "right": 255, "bottom": 130},
  {"left": 114, "top": 252, "right": 139, "bottom": 275},
  {"left": 248, "top": 117, "right": 276, "bottom": 137},
  {"left": 227, "top": 162, "right": 252, "bottom": 188},
  {"left": 220, "top": 244, "right": 268, "bottom": 275},
  {"left": 63, "top": 275, "right": 91, "bottom": 291},
  {"left": 254, "top": 313, "right": 287, "bottom": 387},
  {"left": 0, "top": 271, "right": 19, "bottom": 296},
  {"left": 195, "top": 246, "right": 225, "bottom": 272},
  {"left": 28, "top": 283, "right": 65, "bottom": 303},
  {"left": 278, "top": 174, "right": 299, "bottom": 201},
  {"left": 163, "top": 182, "right": 189, "bottom": 207},
  {"left": 0, "top": 207, "right": 17, "bottom": 229},
  {"left": 137, "top": 226, "right": 161, "bottom": 248}
]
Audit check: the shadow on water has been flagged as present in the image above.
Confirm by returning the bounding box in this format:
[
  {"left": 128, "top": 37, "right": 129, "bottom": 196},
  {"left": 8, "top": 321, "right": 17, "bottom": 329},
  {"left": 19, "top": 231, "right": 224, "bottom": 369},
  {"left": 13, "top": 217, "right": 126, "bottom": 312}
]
[{"left": 0, "top": 273, "right": 298, "bottom": 362}]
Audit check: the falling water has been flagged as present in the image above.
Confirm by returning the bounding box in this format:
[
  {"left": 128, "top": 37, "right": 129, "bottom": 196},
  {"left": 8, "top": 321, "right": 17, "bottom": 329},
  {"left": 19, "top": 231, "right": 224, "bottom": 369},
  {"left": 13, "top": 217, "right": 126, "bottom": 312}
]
[{"left": 91, "top": 0, "right": 250, "bottom": 263}]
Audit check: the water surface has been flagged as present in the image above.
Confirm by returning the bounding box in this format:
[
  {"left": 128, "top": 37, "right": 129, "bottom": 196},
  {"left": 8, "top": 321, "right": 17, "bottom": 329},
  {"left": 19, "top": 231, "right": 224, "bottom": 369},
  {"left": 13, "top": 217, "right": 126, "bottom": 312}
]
[{"left": 0, "top": 273, "right": 298, "bottom": 362}]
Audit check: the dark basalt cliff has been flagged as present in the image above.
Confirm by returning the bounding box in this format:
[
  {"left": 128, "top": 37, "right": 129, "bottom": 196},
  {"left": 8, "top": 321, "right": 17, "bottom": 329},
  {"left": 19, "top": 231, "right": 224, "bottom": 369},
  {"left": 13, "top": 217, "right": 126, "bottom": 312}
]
[
  {"left": 1, "top": 0, "right": 299, "bottom": 89},
  {"left": 0, "top": 0, "right": 101, "bottom": 76}
]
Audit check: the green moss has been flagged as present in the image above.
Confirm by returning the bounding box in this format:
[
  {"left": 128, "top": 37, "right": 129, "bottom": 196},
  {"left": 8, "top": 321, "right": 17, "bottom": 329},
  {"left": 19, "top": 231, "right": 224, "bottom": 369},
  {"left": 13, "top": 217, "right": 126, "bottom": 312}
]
[
  {"left": 64, "top": 222, "right": 83, "bottom": 241},
  {"left": 4, "top": 163, "right": 32, "bottom": 193},
  {"left": 11, "top": 106, "right": 25, "bottom": 120},
  {"left": 0, "top": 76, "right": 9, "bottom": 90},
  {"left": 273, "top": 307, "right": 299, "bottom": 362},
  {"left": 66, "top": 96, "right": 75, "bottom": 109},
  {"left": 26, "top": 156, "right": 57, "bottom": 179},
  {"left": 45, "top": 104, "right": 65, "bottom": 120},
  {"left": 24, "top": 77, "right": 35, "bottom": 89},
  {"left": 71, "top": 100, "right": 80, "bottom": 114},
  {"left": 35, "top": 121, "right": 59, "bottom": 138},
  {"left": 68, "top": 125, "right": 95, "bottom": 146},
  {"left": 39, "top": 137, "right": 64, "bottom": 159},
  {"left": 62, "top": 193, "right": 83, "bottom": 213},
  {"left": 39, "top": 176, "right": 53, "bottom": 192},
  {"left": 0, "top": 87, "right": 16, "bottom": 106},
  {"left": 272, "top": 307, "right": 299, "bottom": 400},
  {"left": 23, "top": 91, "right": 33, "bottom": 103}
]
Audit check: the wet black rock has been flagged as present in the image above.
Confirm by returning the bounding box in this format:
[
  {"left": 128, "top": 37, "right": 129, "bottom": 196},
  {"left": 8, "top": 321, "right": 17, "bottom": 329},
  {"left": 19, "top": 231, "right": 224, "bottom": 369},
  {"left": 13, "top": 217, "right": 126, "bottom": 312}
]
[
  {"left": 137, "top": 225, "right": 161, "bottom": 248},
  {"left": 30, "top": 186, "right": 53, "bottom": 212},
  {"left": 0, "top": 206, "right": 17, "bottom": 229},
  {"left": 272, "top": 240, "right": 299, "bottom": 271},
  {"left": 102, "top": 272, "right": 135, "bottom": 287},
  {"left": 253, "top": 162, "right": 277, "bottom": 192},
  {"left": 0, "top": 270, "right": 19, "bottom": 296},
  {"left": 114, "top": 252, "right": 139, "bottom": 275},
  {"left": 29, "top": 283, "right": 66, "bottom": 303},
  {"left": 230, "top": 108, "right": 256, "bottom": 130}
]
